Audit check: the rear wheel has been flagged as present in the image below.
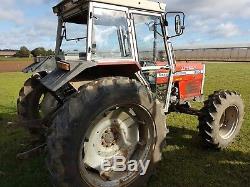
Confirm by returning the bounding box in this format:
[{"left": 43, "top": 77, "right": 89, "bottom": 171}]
[
  {"left": 17, "top": 78, "right": 58, "bottom": 135},
  {"left": 47, "top": 77, "right": 166, "bottom": 187},
  {"left": 198, "top": 90, "right": 244, "bottom": 149}
]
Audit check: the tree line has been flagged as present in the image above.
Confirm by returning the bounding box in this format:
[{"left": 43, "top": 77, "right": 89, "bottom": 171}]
[{"left": 15, "top": 46, "right": 55, "bottom": 58}]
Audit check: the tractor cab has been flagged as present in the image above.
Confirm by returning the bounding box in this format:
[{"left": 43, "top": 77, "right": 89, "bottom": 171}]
[
  {"left": 50, "top": 0, "right": 186, "bottom": 111},
  {"left": 53, "top": 0, "right": 184, "bottom": 64}
]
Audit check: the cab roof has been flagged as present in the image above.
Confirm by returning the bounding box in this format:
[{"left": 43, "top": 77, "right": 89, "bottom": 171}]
[{"left": 53, "top": 0, "right": 166, "bottom": 14}]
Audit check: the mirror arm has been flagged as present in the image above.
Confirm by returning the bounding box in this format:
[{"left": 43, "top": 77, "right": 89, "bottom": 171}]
[{"left": 167, "top": 34, "right": 181, "bottom": 39}]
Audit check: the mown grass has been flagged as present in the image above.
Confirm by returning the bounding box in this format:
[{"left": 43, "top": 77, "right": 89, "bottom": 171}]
[
  {"left": 0, "top": 64, "right": 249, "bottom": 187},
  {"left": 0, "top": 57, "right": 32, "bottom": 62}
]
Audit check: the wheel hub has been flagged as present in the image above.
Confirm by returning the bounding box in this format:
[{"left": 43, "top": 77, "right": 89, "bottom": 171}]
[
  {"left": 219, "top": 105, "right": 239, "bottom": 139},
  {"left": 101, "top": 127, "right": 119, "bottom": 148},
  {"left": 82, "top": 109, "right": 140, "bottom": 173}
]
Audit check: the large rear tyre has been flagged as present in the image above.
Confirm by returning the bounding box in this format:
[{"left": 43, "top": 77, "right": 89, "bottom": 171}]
[
  {"left": 198, "top": 90, "right": 244, "bottom": 149},
  {"left": 47, "top": 77, "right": 166, "bottom": 187},
  {"left": 17, "top": 78, "right": 57, "bottom": 135}
]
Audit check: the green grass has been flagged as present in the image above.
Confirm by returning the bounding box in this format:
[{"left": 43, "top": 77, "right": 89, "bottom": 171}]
[
  {"left": 0, "top": 64, "right": 250, "bottom": 187},
  {"left": 0, "top": 73, "right": 49, "bottom": 187},
  {"left": 0, "top": 57, "right": 32, "bottom": 62},
  {"left": 0, "top": 73, "right": 29, "bottom": 119}
]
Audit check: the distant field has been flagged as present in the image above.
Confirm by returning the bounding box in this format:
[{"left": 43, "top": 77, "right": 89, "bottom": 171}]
[
  {"left": 0, "top": 58, "right": 32, "bottom": 72},
  {"left": 0, "top": 64, "right": 249, "bottom": 187},
  {"left": 0, "top": 62, "right": 32, "bottom": 73}
]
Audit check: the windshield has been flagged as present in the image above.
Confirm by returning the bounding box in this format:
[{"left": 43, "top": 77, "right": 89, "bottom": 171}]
[
  {"left": 133, "top": 14, "right": 167, "bottom": 64},
  {"left": 92, "top": 7, "right": 132, "bottom": 60}
]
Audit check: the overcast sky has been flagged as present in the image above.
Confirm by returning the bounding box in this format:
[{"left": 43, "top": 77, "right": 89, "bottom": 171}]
[{"left": 0, "top": 0, "right": 250, "bottom": 50}]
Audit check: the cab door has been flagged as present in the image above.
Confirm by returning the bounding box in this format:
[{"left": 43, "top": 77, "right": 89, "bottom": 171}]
[
  {"left": 130, "top": 12, "right": 168, "bottom": 65},
  {"left": 130, "top": 11, "right": 176, "bottom": 112}
]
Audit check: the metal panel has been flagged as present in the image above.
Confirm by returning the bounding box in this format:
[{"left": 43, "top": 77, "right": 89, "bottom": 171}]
[
  {"left": 238, "top": 48, "right": 248, "bottom": 61},
  {"left": 91, "top": 0, "right": 166, "bottom": 13},
  {"left": 41, "top": 60, "right": 97, "bottom": 91},
  {"left": 54, "top": 0, "right": 166, "bottom": 14},
  {"left": 247, "top": 48, "right": 250, "bottom": 61}
]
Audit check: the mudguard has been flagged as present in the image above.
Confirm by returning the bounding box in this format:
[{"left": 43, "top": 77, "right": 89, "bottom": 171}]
[
  {"left": 23, "top": 56, "right": 57, "bottom": 73},
  {"left": 40, "top": 60, "right": 97, "bottom": 91},
  {"left": 26, "top": 58, "right": 140, "bottom": 92}
]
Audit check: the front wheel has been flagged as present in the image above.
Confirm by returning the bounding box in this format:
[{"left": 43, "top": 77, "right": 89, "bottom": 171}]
[
  {"left": 198, "top": 90, "right": 244, "bottom": 149},
  {"left": 47, "top": 77, "right": 167, "bottom": 187}
]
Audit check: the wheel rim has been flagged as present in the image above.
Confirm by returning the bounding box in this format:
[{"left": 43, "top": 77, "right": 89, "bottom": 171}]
[
  {"left": 79, "top": 104, "right": 154, "bottom": 187},
  {"left": 219, "top": 105, "right": 239, "bottom": 139}
]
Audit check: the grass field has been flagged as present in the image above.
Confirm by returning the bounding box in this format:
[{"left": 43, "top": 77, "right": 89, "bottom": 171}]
[
  {"left": 0, "top": 64, "right": 249, "bottom": 187},
  {"left": 0, "top": 57, "right": 32, "bottom": 62}
]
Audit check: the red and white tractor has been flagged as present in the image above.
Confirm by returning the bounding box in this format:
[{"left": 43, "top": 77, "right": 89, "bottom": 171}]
[{"left": 17, "top": 0, "right": 244, "bottom": 186}]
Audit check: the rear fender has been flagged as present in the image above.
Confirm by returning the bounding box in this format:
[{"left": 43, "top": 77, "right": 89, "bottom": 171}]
[
  {"left": 23, "top": 56, "right": 57, "bottom": 73},
  {"left": 40, "top": 61, "right": 140, "bottom": 92}
]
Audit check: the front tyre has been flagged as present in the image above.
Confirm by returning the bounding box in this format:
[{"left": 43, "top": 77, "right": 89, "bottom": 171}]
[
  {"left": 199, "top": 90, "right": 244, "bottom": 149},
  {"left": 47, "top": 77, "right": 166, "bottom": 187}
]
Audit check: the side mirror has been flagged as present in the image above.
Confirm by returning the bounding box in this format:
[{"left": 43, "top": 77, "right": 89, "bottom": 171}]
[
  {"left": 165, "top": 12, "right": 185, "bottom": 38},
  {"left": 62, "top": 25, "right": 67, "bottom": 39},
  {"left": 175, "top": 15, "right": 182, "bottom": 35}
]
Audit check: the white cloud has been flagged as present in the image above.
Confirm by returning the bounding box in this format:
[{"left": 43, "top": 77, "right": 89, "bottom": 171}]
[
  {"left": 0, "top": 10, "right": 24, "bottom": 24},
  {"left": 0, "top": 28, "right": 55, "bottom": 50},
  {"left": 0, "top": 0, "right": 16, "bottom": 6},
  {"left": 0, "top": 0, "right": 58, "bottom": 49},
  {"left": 0, "top": 15, "right": 57, "bottom": 50},
  {"left": 161, "top": 0, "right": 250, "bottom": 47},
  {"left": 23, "top": 0, "right": 59, "bottom": 6},
  {"left": 0, "top": 0, "right": 24, "bottom": 24},
  {"left": 166, "top": 0, "right": 250, "bottom": 19},
  {"left": 214, "top": 23, "right": 240, "bottom": 37},
  {"left": 1, "top": 0, "right": 250, "bottom": 49}
]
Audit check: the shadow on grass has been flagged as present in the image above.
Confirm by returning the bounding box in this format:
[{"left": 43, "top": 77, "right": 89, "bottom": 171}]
[
  {"left": 0, "top": 106, "right": 50, "bottom": 187},
  {"left": 149, "top": 126, "right": 250, "bottom": 187},
  {"left": 0, "top": 104, "right": 17, "bottom": 122}
]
